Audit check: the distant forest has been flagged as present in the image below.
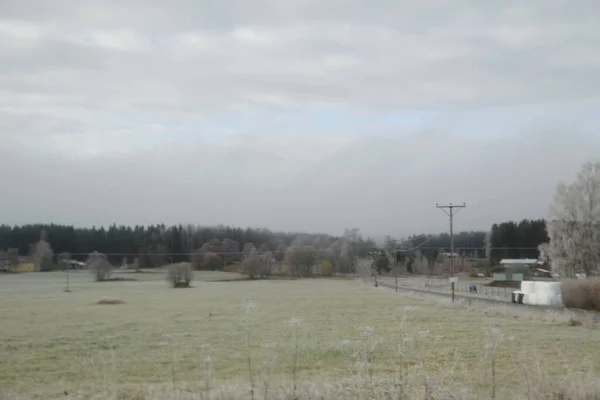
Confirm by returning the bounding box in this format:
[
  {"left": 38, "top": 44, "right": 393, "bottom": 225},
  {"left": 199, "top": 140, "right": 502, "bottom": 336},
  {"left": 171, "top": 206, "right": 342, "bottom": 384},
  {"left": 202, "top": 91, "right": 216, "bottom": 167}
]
[
  {"left": 0, "top": 218, "right": 549, "bottom": 265},
  {"left": 390, "top": 219, "right": 548, "bottom": 262},
  {"left": 0, "top": 224, "right": 343, "bottom": 263}
]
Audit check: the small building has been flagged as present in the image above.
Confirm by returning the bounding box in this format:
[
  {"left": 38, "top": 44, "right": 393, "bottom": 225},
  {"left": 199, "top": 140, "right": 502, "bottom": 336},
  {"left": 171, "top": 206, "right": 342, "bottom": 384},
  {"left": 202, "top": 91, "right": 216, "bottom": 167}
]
[
  {"left": 497, "top": 259, "right": 543, "bottom": 281},
  {"left": 16, "top": 256, "right": 35, "bottom": 272},
  {"left": 533, "top": 267, "right": 552, "bottom": 278},
  {"left": 63, "top": 260, "right": 86, "bottom": 270},
  {"left": 499, "top": 259, "right": 541, "bottom": 267}
]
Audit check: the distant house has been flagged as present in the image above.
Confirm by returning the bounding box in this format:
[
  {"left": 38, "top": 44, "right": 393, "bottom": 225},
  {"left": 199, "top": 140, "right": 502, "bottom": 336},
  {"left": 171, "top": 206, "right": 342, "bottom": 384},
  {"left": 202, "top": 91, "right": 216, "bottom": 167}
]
[
  {"left": 533, "top": 267, "right": 552, "bottom": 278},
  {"left": 63, "top": 260, "right": 86, "bottom": 270},
  {"left": 497, "top": 259, "right": 545, "bottom": 281},
  {"left": 14, "top": 255, "right": 34, "bottom": 272},
  {"left": 499, "top": 259, "right": 542, "bottom": 267}
]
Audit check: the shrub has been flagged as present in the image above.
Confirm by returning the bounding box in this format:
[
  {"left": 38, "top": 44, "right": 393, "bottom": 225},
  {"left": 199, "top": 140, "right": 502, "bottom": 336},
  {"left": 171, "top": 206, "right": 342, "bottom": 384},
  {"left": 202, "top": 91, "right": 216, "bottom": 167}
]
[
  {"left": 203, "top": 252, "right": 223, "bottom": 270},
  {"left": 33, "top": 240, "right": 54, "bottom": 272},
  {"left": 97, "top": 297, "right": 125, "bottom": 305},
  {"left": 167, "top": 263, "right": 193, "bottom": 288},
  {"left": 318, "top": 260, "right": 333, "bottom": 277},
  {"left": 373, "top": 254, "right": 390, "bottom": 274},
  {"left": 282, "top": 262, "right": 293, "bottom": 276},
  {"left": 242, "top": 255, "right": 266, "bottom": 279},
  {"left": 88, "top": 252, "right": 113, "bottom": 282},
  {"left": 7, "top": 248, "right": 19, "bottom": 272},
  {"left": 190, "top": 249, "right": 204, "bottom": 270},
  {"left": 260, "top": 251, "right": 275, "bottom": 276},
  {"left": 285, "top": 245, "right": 317, "bottom": 277},
  {"left": 561, "top": 279, "right": 600, "bottom": 311}
]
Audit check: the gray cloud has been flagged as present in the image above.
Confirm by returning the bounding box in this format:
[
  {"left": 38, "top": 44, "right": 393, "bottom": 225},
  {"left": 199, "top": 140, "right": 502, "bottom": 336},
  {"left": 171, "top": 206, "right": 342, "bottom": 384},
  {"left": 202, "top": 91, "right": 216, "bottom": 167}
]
[{"left": 1, "top": 0, "right": 599, "bottom": 237}]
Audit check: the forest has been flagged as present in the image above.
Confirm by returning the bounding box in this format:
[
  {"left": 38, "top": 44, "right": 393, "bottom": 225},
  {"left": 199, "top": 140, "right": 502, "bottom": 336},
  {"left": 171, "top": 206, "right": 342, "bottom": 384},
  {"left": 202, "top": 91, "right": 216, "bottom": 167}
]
[{"left": 0, "top": 219, "right": 549, "bottom": 266}]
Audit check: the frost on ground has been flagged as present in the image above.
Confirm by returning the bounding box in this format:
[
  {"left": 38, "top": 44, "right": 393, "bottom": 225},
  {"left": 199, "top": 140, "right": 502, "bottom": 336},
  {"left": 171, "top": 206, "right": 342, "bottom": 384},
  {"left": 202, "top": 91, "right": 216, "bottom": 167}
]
[{"left": 0, "top": 272, "right": 599, "bottom": 399}]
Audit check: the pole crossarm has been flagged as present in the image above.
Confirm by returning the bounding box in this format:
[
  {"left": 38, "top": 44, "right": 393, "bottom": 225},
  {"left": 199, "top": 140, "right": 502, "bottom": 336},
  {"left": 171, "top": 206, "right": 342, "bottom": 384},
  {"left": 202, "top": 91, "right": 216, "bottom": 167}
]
[{"left": 435, "top": 202, "right": 466, "bottom": 279}]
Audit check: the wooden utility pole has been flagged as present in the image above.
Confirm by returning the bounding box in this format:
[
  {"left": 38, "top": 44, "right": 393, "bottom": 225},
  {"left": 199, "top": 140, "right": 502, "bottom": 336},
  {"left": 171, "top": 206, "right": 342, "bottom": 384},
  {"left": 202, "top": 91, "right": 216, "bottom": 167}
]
[{"left": 436, "top": 202, "right": 466, "bottom": 301}]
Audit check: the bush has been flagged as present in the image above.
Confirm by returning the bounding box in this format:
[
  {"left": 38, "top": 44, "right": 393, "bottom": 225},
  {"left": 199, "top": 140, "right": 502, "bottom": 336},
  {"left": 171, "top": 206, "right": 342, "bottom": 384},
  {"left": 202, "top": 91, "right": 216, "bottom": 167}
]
[
  {"left": 97, "top": 297, "right": 125, "bottom": 305},
  {"left": 373, "top": 254, "right": 390, "bottom": 274},
  {"left": 167, "top": 263, "right": 193, "bottom": 288},
  {"left": 242, "top": 255, "right": 267, "bottom": 279},
  {"left": 561, "top": 279, "right": 600, "bottom": 311},
  {"left": 318, "top": 260, "right": 333, "bottom": 277},
  {"left": 190, "top": 249, "right": 223, "bottom": 270},
  {"left": 285, "top": 245, "right": 317, "bottom": 277},
  {"left": 190, "top": 249, "right": 203, "bottom": 270},
  {"left": 7, "top": 248, "right": 19, "bottom": 272},
  {"left": 203, "top": 252, "right": 223, "bottom": 270},
  {"left": 282, "top": 262, "right": 293, "bottom": 276},
  {"left": 33, "top": 240, "right": 54, "bottom": 272},
  {"left": 88, "top": 252, "right": 112, "bottom": 282}
]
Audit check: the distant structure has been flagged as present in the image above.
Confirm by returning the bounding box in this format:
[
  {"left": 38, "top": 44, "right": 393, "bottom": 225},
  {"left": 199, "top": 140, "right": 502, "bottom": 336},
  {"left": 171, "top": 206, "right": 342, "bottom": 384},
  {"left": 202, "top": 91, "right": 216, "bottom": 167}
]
[
  {"left": 496, "top": 259, "right": 546, "bottom": 281},
  {"left": 499, "top": 259, "right": 542, "bottom": 268}
]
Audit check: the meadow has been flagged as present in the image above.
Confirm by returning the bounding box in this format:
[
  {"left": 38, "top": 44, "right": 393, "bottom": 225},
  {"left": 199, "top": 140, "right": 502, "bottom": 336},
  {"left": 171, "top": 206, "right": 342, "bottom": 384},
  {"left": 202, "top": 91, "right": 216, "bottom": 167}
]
[{"left": 1, "top": 269, "right": 600, "bottom": 399}]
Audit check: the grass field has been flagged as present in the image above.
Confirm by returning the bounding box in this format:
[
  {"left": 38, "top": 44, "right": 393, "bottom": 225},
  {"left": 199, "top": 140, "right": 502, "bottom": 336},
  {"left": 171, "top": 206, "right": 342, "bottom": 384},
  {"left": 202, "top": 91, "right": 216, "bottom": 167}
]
[{"left": 1, "top": 270, "right": 600, "bottom": 399}]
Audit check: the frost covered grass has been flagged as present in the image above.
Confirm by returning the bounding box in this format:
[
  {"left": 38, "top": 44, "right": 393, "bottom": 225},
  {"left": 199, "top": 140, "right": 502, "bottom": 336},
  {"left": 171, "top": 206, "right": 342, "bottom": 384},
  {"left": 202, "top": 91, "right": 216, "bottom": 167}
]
[{"left": 1, "top": 272, "right": 600, "bottom": 399}]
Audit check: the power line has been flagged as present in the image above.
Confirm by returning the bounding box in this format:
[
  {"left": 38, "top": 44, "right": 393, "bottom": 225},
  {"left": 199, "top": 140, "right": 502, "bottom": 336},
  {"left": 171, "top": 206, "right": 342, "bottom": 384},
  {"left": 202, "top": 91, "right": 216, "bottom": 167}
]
[
  {"left": 48, "top": 246, "right": 540, "bottom": 257},
  {"left": 395, "top": 236, "right": 437, "bottom": 252}
]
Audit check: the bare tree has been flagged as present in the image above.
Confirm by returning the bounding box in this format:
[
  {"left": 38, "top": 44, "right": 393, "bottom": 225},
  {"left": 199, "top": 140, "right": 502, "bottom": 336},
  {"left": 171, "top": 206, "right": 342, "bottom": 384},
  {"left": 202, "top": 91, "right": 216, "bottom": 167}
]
[
  {"left": 242, "top": 247, "right": 270, "bottom": 279},
  {"left": 7, "top": 248, "right": 19, "bottom": 272},
  {"left": 167, "top": 263, "right": 193, "bottom": 288},
  {"left": 285, "top": 246, "right": 317, "bottom": 277},
  {"left": 260, "top": 251, "right": 276, "bottom": 276},
  {"left": 355, "top": 258, "right": 373, "bottom": 283},
  {"left": 57, "top": 252, "right": 71, "bottom": 270},
  {"left": 547, "top": 161, "right": 600, "bottom": 277},
  {"left": 242, "top": 243, "right": 256, "bottom": 260},
  {"left": 88, "top": 251, "right": 113, "bottom": 281},
  {"left": 538, "top": 243, "right": 551, "bottom": 266},
  {"left": 203, "top": 252, "right": 223, "bottom": 270},
  {"left": 484, "top": 230, "right": 492, "bottom": 262},
  {"left": 221, "top": 238, "right": 240, "bottom": 264},
  {"left": 383, "top": 235, "right": 396, "bottom": 253},
  {"left": 33, "top": 239, "right": 54, "bottom": 272}
]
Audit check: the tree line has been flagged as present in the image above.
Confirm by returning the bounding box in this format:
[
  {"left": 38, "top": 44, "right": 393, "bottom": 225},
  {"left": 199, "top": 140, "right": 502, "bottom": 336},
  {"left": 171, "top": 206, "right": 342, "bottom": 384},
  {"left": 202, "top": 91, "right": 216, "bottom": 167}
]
[
  {"left": 1, "top": 220, "right": 553, "bottom": 268},
  {"left": 386, "top": 221, "right": 549, "bottom": 265},
  {"left": 0, "top": 224, "right": 378, "bottom": 272},
  {"left": 488, "top": 219, "right": 548, "bottom": 263}
]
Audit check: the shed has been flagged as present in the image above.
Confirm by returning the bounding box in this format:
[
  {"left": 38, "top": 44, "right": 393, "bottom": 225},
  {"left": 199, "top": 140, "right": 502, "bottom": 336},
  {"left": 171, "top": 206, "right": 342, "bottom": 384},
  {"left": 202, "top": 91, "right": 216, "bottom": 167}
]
[
  {"left": 498, "top": 259, "right": 540, "bottom": 281},
  {"left": 499, "top": 259, "right": 540, "bottom": 266}
]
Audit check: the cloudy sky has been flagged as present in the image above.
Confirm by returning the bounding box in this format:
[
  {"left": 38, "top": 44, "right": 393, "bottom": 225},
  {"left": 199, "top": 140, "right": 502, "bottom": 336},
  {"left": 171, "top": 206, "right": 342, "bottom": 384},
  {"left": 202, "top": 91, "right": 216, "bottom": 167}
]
[{"left": 1, "top": 0, "right": 600, "bottom": 238}]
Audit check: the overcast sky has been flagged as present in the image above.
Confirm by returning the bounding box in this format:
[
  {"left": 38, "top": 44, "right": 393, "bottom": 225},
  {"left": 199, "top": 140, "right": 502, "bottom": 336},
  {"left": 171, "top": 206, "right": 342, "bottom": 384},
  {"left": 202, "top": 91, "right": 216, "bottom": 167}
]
[{"left": 1, "top": 1, "right": 600, "bottom": 239}]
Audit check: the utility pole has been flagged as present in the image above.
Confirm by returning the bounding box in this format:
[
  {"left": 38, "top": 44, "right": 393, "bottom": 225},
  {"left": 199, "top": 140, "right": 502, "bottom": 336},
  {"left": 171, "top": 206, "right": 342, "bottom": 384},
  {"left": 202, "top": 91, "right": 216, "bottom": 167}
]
[{"left": 436, "top": 202, "right": 466, "bottom": 301}]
